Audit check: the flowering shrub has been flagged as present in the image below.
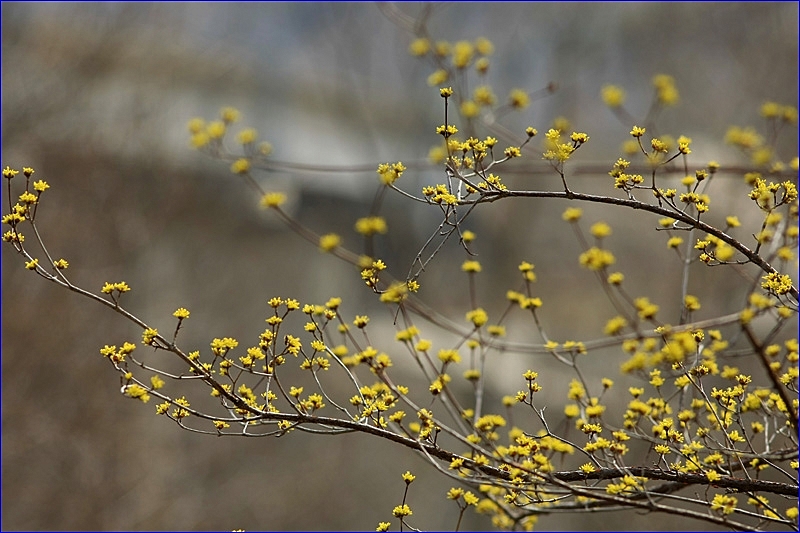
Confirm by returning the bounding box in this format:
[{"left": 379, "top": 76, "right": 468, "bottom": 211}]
[{"left": 4, "top": 6, "right": 797, "bottom": 532}]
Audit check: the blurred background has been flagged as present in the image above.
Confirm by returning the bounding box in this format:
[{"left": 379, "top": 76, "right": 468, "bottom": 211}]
[{"left": 2, "top": 2, "right": 797, "bottom": 531}]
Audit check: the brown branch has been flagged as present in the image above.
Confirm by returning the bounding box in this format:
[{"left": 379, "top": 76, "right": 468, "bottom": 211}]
[
  {"left": 475, "top": 188, "right": 798, "bottom": 300},
  {"left": 553, "top": 467, "right": 798, "bottom": 497},
  {"left": 742, "top": 324, "right": 798, "bottom": 430}
]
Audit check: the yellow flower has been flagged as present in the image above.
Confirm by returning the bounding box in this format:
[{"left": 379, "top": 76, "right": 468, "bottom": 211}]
[
  {"left": 452, "top": 40, "right": 474, "bottom": 68},
  {"left": 408, "top": 37, "right": 430, "bottom": 56},
  {"left": 466, "top": 308, "right": 488, "bottom": 327},
  {"left": 447, "top": 487, "right": 464, "bottom": 500},
  {"left": 230, "top": 158, "right": 250, "bottom": 174},
  {"left": 220, "top": 106, "right": 240, "bottom": 123},
  {"left": 187, "top": 118, "right": 205, "bottom": 134},
  {"left": 392, "top": 504, "right": 412, "bottom": 518},
  {"left": 319, "top": 233, "right": 341, "bottom": 252},
  {"left": 760, "top": 101, "right": 781, "bottom": 118},
  {"left": 260, "top": 192, "right": 287, "bottom": 209},
  {"left": 355, "top": 216, "right": 388, "bottom": 236},
  {"left": 474, "top": 37, "right": 494, "bottom": 55},
  {"left": 653, "top": 74, "right": 679, "bottom": 106},
  {"left": 3, "top": 167, "right": 21, "bottom": 179},
  {"left": 604, "top": 316, "right": 627, "bottom": 336},
  {"left": 150, "top": 375, "right": 165, "bottom": 390},
  {"left": 438, "top": 349, "right": 461, "bottom": 364},
  {"left": 509, "top": 89, "right": 530, "bottom": 109},
  {"left": 460, "top": 100, "right": 479, "bottom": 118},
  {"left": 562, "top": 207, "right": 582, "bottom": 221},
  {"left": 427, "top": 69, "right": 449, "bottom": 86},
  {"left": 236, "top": 128, "right": 258, "bottom": 145},
  {"left": 258, "top": 141, "right": 273, "bottom": 156},
  {"left": 377, "top": 162, "right": 406, "bottom": 185},
  {"left": 667, "top": 236, "right": 683, "bottom": 249},
  {"left": 123, "top": 384, "right": 151, "bottom": 403},
  {"left": 684, "top": 295, "right": 701, "bottom": 311},
  {"left": 190, "top": 131, "right": 210, "bottom": 148},
  {"left": 590, "top": 222, "right": 612, "bottom": 238},
  {"left": 710, "top": 493, "right": 737, "bottom": 515},
  {"left": 473, "top": 85, "right": 496, "bottom": 106},
  {"left": 630, "top": 125, "right": 646, "bottom": 138},
  {"left": 579, "top": 247, "right": 615, "bottom": 270},
  {"left": 571, "top": 132, "right": 590, "bottom": 144},
  {"left": 601, "top": 85, "right": 626, "bottom": 108},
  {"left": 461, "top": 260, "right": 482, "bottom": 273},
  {"left": 206, "top": 121, "right": 226, "bottom": 139}
]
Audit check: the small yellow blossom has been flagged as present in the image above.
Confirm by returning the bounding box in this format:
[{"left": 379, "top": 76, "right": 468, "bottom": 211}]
[
  {"left": 236, "top": 128, "right": 258, "bottom": 145},
  {"left": 590, "top": 222, "right": 612, "bottom": 238},
  {"left": 461, "top": 260, "right": 482, "bottom": 273},
  {"left": 123, "top": 384, "right": 150, "bottom": 403},
  {"left": 438, "top": 349, "right": 461, "bottom": 364},
  {"left": 258, "top": 141, "right": 273, "bottom": 156},
  {"left": 260, "top": 192, "right": 287, "bottom": 208},
  {"left": 601, "top": 85, "right": 626, "bottom": 108},
  {"left": 604, "top": 316, "right": 627, "bottom": 336},
  {"left": 667, "top": 236, "right": 683, "bottom": 249},
  {"left": 460, "top": 100, "right": 479, "bottom": 118},
  {"left": 579, "top": 247, "right": 615, "bottom": 270},
  {"left": 150, "top": 375, "right": 165, "bottom": 390},
  {"left": 392, "top": 504, "right": 413, "bottom": 518},
  {"left": 653, "top": 74, "right": 679, "bottom": 106},
  {"left": 206, "top": 121, "right": 226, "bottom": 139},
  {"left": 427, "top": 69, "right": 449, "bottom": 86},
  {"left": 231, "top": 158, "right": 250, "bottom": 174},
  {"left": 508, "top": 89, "right": 529, "bottom": 109},
  {"left": 710, "top": 493, "right": 737, "bottom": 515},
  {"left": 408, "top": 37, "right": 430, "bottom": 56},
  {"left": 562, "top": 207, "right": 583, "bottom": 222},
  {"left": 473, "top": 85, "right": 496, "bottom": 106},
  {"left": 474, "top": 37, "right": 493, "bottom": 56},
  {"left": 355, "top": 216, "right": 388, "bottom": 236},
  {"left": 684, "top": 295, "right": 701, "bottom": 311},
  {"left": 377, "top": 162, "right": 406, "bottom": 185},
  {"left": 319, "top": 233, "right": 341, "bottom": 252},
  {"left": 466, "top": 308, "right": 488, "bottom": 327},
  {"left": 220, "top": 106, "right": 240, "bottom": 123},
  {"left": 452, "top": 41, "right": 474, "bottom": 68}
]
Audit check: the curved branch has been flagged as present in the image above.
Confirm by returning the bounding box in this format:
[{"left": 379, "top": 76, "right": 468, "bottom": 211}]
[{"left": 475, "top": 188, "right": 798, "bottom": 300}]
